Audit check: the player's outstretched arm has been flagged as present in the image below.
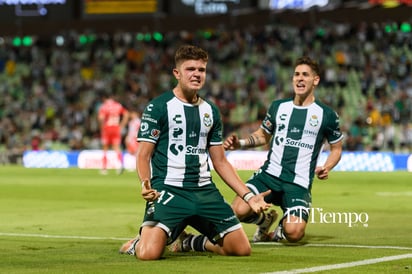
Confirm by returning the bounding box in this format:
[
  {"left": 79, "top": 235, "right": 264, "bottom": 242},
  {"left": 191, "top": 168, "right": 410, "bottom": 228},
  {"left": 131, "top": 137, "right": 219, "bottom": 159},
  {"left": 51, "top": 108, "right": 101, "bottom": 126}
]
[
  {"left": 243, "top": 190, "right": 272, "bottom": 213},
  {"left": 209, "top": 145, "right": 271, "bottom": 213},
  {"left": 225, "top": 128, "right": 271, "bottom": 150},
  {"left": 315, "top": 140, "right": 343, "bottom": 180},
  {"left": 137, "top": 141, "right": 159, "bottom": 202}
]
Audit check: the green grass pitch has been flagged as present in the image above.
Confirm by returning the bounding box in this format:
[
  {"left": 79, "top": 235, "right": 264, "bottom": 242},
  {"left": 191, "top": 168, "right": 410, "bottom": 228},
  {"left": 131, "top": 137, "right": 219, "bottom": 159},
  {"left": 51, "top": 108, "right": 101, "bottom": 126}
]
[{"left": 0, "top": 166, "right": 411, "bottom": 273}]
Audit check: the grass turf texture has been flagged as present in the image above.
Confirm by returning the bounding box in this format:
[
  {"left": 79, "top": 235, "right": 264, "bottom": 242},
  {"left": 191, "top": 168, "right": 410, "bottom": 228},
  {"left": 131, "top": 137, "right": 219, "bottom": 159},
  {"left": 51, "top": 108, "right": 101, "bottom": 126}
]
[{"left": 0, "top": 166, "right": 411, "bottom": 273}]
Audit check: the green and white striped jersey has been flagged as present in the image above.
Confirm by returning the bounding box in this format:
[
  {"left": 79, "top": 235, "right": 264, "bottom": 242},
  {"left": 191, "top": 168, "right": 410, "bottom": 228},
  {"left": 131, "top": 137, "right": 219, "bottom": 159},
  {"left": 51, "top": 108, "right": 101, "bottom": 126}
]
[
  {"left": 138, "top": 91, "right": 223, "bottom": 189},
  {"left": 261, "top": 98, "right": 343, "bottom": 189}
]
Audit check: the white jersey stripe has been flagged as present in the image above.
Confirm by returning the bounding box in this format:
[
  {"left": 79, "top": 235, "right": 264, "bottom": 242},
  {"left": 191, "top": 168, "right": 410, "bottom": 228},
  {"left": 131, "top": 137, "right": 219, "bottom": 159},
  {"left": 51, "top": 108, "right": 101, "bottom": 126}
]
[{"left": 165, "top": 98, "right": 186, "bottom": 187}]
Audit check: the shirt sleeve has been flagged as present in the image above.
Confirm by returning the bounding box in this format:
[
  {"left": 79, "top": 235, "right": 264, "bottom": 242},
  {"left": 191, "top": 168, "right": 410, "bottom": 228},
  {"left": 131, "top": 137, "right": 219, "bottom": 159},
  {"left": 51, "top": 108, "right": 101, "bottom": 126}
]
[
  {"left": 325, "top": 109, "right": 344, "bottom": 144},
  {"left": 260, "top": 101, "right": 277, "bottom": 135},
  {"left": 208, "top": 103, "right": 224, "bottom": 146},
  {"left": 137, "top": 101, "right": 163, "bottom": 144}
]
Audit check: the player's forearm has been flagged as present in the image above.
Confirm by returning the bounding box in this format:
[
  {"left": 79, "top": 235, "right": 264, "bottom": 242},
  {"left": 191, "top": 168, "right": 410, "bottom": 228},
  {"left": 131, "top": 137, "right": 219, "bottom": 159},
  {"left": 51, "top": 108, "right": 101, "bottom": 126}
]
[
  {"left": 214, "top": 162, "right": 250, "bottom": 198},
  {"left": 136, "top": 153, "right": 151, "bottom": 183},
  {"left": 323, "top": 146, "right": 342, "bottom": 171},
  {"left": 137, "top": 160, "right": 151, "bottom": 181},
  {"left": 239, "top": 133, "right": 267, "bottom": 149},
  {"left": 136, "top": 142, "right": 155, "bottom": 182}
]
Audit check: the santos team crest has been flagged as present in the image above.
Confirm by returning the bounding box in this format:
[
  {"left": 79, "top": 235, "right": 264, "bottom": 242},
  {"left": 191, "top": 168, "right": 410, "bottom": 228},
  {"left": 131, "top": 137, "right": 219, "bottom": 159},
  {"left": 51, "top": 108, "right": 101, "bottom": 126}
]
[
  {"left": 309, "top": 115, "right": 319, "bottom": 127},
  {"left": 203, "top": 113, "right": 212, "bottom": 127}
]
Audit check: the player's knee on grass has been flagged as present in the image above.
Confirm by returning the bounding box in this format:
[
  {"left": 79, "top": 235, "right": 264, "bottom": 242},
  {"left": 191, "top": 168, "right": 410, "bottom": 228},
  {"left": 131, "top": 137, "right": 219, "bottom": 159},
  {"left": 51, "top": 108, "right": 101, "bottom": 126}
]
[
  {"left": 283, "top": 216, "right": 306, "bottom": 243},
  {"left": 217, "top": 240, "right": 251, "bottom": 256},
  {"left": 137, "top": 227, "right": 168, "bottom": 260},
  {"left": 224, "top": 230, "right": 251, "bottom": 256},
  {"left": 136, "top": 242, "right": 164, "bottom": 260},
  {"left": 284, "top": 226, "right": 305, "bottom": 242},
  {"left": 209, "top": 230, "right": 251, "bottom": 256}
]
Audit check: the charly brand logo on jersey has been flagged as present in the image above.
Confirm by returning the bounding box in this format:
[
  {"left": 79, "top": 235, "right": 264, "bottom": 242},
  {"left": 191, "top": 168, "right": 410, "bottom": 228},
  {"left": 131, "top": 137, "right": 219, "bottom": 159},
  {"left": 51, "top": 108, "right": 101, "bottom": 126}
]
[
  {"left": 276, "top": 114, "right": 288, "bottom": 132},
  {"left": 203, "top": 113, "right": 212, "bottom": 127},
  {"left": 189, "top": 131, "right": 197, "bottom": 138},
  {"left": 146, "top": 104, "right": 154, "bottom": 112},
  {"left": 173, "top": 114, "right": 183, "bottom": 124},
  {"left": 309, "top": 115, "right": 319, "bottom": 127}
]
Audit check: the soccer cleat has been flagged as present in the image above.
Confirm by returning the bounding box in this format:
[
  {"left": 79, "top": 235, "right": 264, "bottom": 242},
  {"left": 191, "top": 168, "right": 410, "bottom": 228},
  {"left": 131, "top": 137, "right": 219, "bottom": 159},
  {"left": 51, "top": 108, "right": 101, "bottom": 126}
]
[
  {"left": 270, "top": 223, "right": 286, "bottom": 242},
  {"left": 168, "top": 231, "right": 193, "bottom": 252},
  {"left": 252, "top": 209, "right": 278, "bottom": 242},
  {"left": 119, "top": 237, "right": 139, "bottom": 255}
]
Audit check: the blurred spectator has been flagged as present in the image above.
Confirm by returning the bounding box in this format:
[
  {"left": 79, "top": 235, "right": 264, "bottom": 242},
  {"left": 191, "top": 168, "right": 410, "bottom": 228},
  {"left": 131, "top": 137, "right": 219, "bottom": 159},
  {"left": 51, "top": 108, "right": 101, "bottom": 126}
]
[
  {"left": 345, "top": 117, "right": 368, "bottom": 151},
  {"left": 125, "top": 110, "right": 141, "bottom": 156}
]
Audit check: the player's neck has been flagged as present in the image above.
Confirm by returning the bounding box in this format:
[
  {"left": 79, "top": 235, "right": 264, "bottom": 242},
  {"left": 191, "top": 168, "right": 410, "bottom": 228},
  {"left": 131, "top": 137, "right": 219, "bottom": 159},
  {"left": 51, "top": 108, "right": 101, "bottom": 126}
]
[
  {"left": 294, "top": 95, "right": 315, "bottom": 106},
  {"left": 173, "top": 88, "right": 199, "bottom": 104}
]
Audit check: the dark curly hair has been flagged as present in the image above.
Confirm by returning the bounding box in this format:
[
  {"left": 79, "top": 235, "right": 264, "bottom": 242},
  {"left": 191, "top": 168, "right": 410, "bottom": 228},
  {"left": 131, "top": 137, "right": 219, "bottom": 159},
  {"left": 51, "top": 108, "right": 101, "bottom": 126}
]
[
  {"left": 295, "top": 56, "right": 320, "bottom": 76},
  {"left": 174, "top": 44, "right": 209, "bottom": 66}
]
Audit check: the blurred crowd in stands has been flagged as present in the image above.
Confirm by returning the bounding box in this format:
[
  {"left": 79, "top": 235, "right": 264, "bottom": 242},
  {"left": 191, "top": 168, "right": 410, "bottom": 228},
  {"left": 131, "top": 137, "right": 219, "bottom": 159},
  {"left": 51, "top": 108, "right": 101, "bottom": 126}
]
[{"left": 1, "top": 19, "right": 412, "bottom": 159}]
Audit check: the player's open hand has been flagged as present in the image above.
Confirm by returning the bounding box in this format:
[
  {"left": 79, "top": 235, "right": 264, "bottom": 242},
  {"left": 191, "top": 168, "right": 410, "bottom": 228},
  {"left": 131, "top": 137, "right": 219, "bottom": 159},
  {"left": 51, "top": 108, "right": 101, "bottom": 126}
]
[
  {"left": 141, "top": 180, "right": 160, "bottom": 202},
  {"left": 247, "top": 190, "right": 272, "bottom": 213}
]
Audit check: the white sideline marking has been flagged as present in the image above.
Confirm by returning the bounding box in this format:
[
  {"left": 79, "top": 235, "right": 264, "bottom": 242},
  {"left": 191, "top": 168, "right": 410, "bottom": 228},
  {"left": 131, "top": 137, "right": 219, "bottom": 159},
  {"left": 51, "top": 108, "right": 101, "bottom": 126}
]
[
  {"left": 255, "top": 242, "right": 412, "bottom": 251},
  {"left": 263, "top": 253, "right": 412, "bottom": 274},
  {"left": 0, "top": 232, "right": 129, "bottom": 241}
]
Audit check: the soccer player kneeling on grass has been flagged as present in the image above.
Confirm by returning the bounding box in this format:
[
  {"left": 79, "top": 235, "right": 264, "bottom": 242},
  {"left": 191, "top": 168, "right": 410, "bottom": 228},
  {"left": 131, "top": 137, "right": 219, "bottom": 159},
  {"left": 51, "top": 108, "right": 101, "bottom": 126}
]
[
  {"left": 224, "top": 56, "right": 343, "bottom": 243},
  {"left": 119, "top": 44, "right": 270, "bottom": 260}
]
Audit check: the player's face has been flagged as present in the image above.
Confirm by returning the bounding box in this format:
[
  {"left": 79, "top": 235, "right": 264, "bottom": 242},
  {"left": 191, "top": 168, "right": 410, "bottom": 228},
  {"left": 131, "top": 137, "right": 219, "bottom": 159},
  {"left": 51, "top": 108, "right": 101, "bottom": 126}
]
[
  {"left": 173, "top": 59, "right": 207, "bottom": 93},
  {"left": 293, "top": 64, "right": 320, "bottom": 96}
]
